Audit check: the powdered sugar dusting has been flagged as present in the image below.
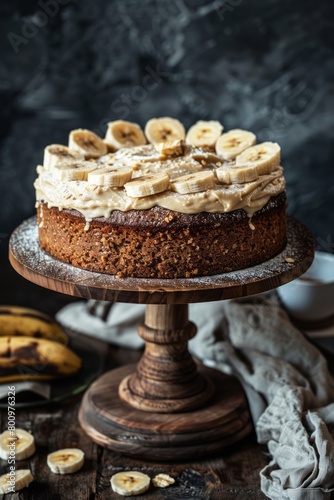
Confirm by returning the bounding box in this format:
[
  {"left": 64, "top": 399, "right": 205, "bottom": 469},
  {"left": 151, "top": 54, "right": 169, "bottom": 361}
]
[{"left": 9, "top": 217, "right": 314, "bottom": 304}]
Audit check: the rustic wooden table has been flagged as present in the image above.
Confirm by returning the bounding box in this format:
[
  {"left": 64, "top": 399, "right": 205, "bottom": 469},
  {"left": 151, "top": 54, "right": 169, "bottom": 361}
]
[{"left": 1, "top": 257, "right": 333, "bottom": 499}]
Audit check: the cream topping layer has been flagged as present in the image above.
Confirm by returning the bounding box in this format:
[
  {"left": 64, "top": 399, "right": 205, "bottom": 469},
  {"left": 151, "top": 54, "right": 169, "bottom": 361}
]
[{"left": 35, "top": 144, "right": 286, "bottom": 220}]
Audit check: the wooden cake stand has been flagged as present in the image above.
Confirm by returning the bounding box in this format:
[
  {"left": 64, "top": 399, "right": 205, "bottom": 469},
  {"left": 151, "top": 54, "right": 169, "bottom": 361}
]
[{"left": 9, "top": 216, "right": 314, "bottom": 460}]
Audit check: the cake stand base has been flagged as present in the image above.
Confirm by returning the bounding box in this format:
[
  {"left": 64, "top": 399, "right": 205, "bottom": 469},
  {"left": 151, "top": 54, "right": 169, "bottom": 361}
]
[{"left": 78, "top": 364, "right": 252, "bottom": 460}]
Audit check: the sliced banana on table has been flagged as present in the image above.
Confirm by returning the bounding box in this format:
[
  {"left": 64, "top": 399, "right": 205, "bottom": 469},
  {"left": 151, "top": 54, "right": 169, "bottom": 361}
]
[
  {"left": 215, "top": 129, "right": 256, "bottom": 160},
  {"left": 152, "top": 473, "right": 175, "bottom": 488},
  {"left": 87, "top": 166, "right": 132, "bottom": 187},
  {"left": 145, "top": 117, "right": 185, "bottom": 144},
  {"left": 186, "top": 120, "right": 223, "bottom": 149},
  {"left": 43, "top": 145, "right": 84, "bottom": 171},
  {"left": 171, "top": 170, "right": 215, "bottom": 194},
  {"left": 105, "top": 120, "right": 147, "bottom": 150},
  {"left": 0, "top": 305, "right": 68, "bottom": 345},
  {"left": 0, "top": 469, "right": 34, "bottom": 493},
  {"left": 52, "top": 161, "right": 97, "bottom": 181},
  {"left": 235, "top": 141, "right": 281, "bottom": 173},
  {"left": 69, "top": 129, "right": 108, "bottom": 158},
  {"left": 110, "top": 471, "right": 151, "bottom": 496},
  {"left": 124, "top": 172, "right": 170, "bottom": 197},
  {"left": 0, "top": 429, "right": 35, "bottom": 460},
  {"left": 47, "top": 448, "right": 84, "bottom": 474}
]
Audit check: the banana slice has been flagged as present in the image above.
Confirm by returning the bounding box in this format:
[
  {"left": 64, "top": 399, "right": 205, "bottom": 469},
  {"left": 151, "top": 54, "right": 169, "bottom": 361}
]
[
  {"left": 110, "top": 471, "right": 151, "bottom": 496},
  {"left": 47, "top": 448, "right": 84, "bottom": 474},
  {"left": 145, "top": 117, "right": 185, "bottom": 144},
  {"left": 216, "top": 163, "right": 259, "bottom": 184},
  {"left": 155, "top": 139, "right": 184, "bottom": 157},
  {"left": 0, "top": 470, "right": 33, "bottom": 493},
  {"left": 105, "top": 120, "right": 147, "bottom": 150},
  {"left": 235, "top": 142, "right": 281, "bottom": 173},
  {"left": 152, "top": 473, "right": 175, "bottom": 488},
  {"left": 186, "top": 120, "right": 223, "bottom": 149},
  {"left": 52, "top": 161, "right": 97, "bottom": 181},
  {"left": 69, "top": 129, "right": 108, "bottom": 159},
  {"left": 43, "top": 145, "right": 84, "bottom": 171},
  {"left": 87, "top": 166, "right": 132, "bottom": 187},
  {"left": 170, "top": 171, "right": 215, "bottom": 194},
  {"left": 0, "top": 429, "right": 35, "bottom": 460},
  {"left": 124, "top": 172, "right": 170, "bottom": 198},
  {"left": 215, "top": 129, "right": 256, "bottom": 160}
]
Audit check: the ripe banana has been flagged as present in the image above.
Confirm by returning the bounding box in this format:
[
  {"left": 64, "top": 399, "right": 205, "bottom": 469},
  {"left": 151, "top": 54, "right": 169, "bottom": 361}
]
[
  {"left": 68, "top": 129, "right": 108, "bottom": 158},
  {"left": 0, "top": 336, "right": 82, "bottom": 382},
  {"left": 155, "top": 139, "right": 184, "bottom": 157},
  {"left": 52, "top": 161, "right": 97, "bottom": 181},
  {"left": 43, "top": 145, "right": 84, "bottom": 171},
  {"left": 235, "top": 142, "right": 281, "bottom": 173},
  {"left": 105, "top": 120, "right": 147, "bottom": 150},
  {"left": 170, "top": 171, "right": 215, "bottom": 194},
  {"left": 186, "top": 120, "right": 223, "bottom": 149},
  {"left": 0, "top": 306, "right": 68, "bottom": 345},
  {"left": 152, "top": 473, "right": 175, "bottom": 488},
  {"left": 47, "top": 448, "right": 84, "bottom": 474},
  {"left": 87, "top": 166, "right": 132, "bottom": 187},
  {"left": 215, "top": 129, "right": 256, "bottom": 160},
  {"left": 0, "top": 469, "right": 33, "bottom": 493},
  {"left": 124, "top": 172, "right": 170, "bottom": 197},
  {"left": 145, "top": 117, "right": 185, "bottom": 144},
  {"left": 110, "top": 471, "right": 151, "bottom": 496},
  {"left": 0, "top": 429, "right": 35, "bottom": 461}
]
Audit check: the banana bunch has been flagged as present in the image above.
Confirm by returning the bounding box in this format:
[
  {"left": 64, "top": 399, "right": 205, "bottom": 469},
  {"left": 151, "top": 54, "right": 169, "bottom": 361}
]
[
  {"left": 0, "top": 306, "right": 68, "bottom": 344},
  {"left": 0, "top": 306, "right": 81, "bottom": 382},
  {"left": 0, "top": 336, "right": 81, "bottom": 382}
]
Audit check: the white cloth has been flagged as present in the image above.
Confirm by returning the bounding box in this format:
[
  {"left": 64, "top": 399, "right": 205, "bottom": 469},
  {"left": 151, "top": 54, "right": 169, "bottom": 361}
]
[{"left": 56, "top": 293, "right": 334, "bottom": 500}]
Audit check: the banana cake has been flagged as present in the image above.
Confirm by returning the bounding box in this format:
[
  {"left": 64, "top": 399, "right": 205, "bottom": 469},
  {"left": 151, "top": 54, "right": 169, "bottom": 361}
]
[{"left": 35, "top": 117, "right": 287, "bottom": 278}]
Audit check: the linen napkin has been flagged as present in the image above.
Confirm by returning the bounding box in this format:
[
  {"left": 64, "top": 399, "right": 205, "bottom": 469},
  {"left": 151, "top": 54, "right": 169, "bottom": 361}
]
[{"left": 56, "top": 294, "right": 334, "bottom": 500}]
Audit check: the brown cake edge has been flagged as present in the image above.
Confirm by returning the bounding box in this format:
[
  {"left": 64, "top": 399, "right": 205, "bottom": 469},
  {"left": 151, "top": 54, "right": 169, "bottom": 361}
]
[{"left": 37, "top": 193, "right": 287, "bottom": 278}]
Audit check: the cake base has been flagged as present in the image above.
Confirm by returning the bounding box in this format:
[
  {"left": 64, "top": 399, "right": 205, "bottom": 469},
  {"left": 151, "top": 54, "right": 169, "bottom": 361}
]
[
  {"left": 78, "top": 364, "right": 253, "bottom": 460},
  {"left": 37, "top": 192, "right": 287, "bottom": 279}
]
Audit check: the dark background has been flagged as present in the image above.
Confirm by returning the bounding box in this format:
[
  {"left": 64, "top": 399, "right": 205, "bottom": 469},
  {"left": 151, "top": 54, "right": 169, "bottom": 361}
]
[{"left": 1, "top": 0, "right": 334, "bottom": 258}]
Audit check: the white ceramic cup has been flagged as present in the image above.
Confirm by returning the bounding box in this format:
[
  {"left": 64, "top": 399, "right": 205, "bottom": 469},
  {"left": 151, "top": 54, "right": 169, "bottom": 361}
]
[{"left": 277, "top": 251, "right": 334, "bottom": 324}]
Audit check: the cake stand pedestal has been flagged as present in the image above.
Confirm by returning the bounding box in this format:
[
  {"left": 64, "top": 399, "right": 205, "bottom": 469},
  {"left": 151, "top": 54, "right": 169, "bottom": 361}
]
[{"left": 9, "top": 216, "right": 314, "bottom": 460}]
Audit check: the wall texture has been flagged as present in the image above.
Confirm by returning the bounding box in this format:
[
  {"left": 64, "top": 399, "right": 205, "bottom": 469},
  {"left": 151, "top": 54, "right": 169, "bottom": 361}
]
[{"left": 1, "top": 0, "right": 333, "bottom": 254}]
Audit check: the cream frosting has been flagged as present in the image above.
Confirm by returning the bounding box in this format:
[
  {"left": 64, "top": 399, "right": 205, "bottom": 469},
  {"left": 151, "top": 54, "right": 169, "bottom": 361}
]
[{"left": 35, "top": 144, "right": 285, "bottom": 220}]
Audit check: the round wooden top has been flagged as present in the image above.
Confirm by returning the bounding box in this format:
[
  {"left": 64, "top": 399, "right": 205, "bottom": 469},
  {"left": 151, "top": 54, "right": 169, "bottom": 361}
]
[{"left": 9, "top": 216, "right": 314, "bottom": 304}]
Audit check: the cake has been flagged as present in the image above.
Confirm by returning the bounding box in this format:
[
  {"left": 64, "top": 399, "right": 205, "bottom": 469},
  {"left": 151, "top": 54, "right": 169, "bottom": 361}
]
[{"left": 35, "top": 118, "right": 287, "bottom": 278}]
